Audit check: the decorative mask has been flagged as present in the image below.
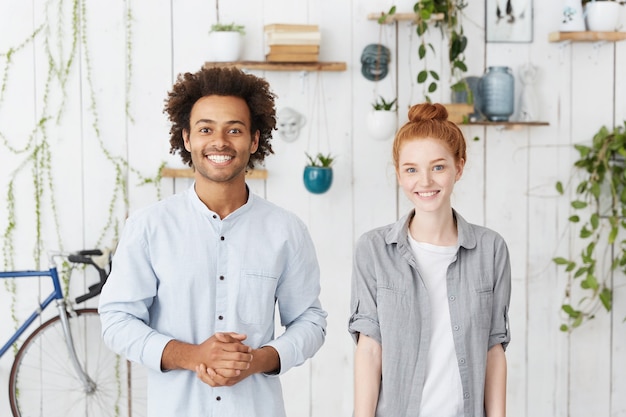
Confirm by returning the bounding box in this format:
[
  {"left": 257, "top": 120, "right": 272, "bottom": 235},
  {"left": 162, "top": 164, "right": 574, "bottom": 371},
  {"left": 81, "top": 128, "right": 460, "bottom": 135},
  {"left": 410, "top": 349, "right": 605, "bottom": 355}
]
[
  {"left": 360, "top": 44, "right": 391, "bottom": 81},
  {"left": 276, "top": 107, "right": 306, "bottom": 143}
]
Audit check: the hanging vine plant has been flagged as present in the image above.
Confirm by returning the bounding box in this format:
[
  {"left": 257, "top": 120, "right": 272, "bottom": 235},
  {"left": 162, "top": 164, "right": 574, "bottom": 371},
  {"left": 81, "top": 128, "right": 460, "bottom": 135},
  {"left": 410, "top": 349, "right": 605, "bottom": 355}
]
[
  {"left": 554, "top": 121, "right": 626, "bottom": 331},
  {"left": 0, "top": 0, "right": 162, "bottom": 337},
  {"left": 378, "top": 1, "right": 470, "bottom": 103}
]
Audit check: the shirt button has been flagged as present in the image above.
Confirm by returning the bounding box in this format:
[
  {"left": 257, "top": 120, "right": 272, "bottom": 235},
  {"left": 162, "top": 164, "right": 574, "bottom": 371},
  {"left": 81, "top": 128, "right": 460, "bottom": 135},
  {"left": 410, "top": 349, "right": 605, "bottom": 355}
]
[
  {"left": 219, "top": 275, "right": 225, "bottom": 281},
  {"left": 218, "top": 315, "right": 224, "bottom": 320},
  {"left": 212, "top": 215, "right": 217, "bottom": 219},
  {"left": 216, "top": 396, "right": 221, "bottom": 401},
  {"left": 464, "top": 392, "right": 470, "bottom": 399},
  {"left": 459, "top": 358, "right": 466, "bottom": 364},
  {"left": 449, "top": 295, "right": 456, "bottom": 301},
  {"left": 453, "top": 325, "right": 460, "bottom": 331},
  {"left": 220, "top": 236, "right": 225, "bottom": 241}
]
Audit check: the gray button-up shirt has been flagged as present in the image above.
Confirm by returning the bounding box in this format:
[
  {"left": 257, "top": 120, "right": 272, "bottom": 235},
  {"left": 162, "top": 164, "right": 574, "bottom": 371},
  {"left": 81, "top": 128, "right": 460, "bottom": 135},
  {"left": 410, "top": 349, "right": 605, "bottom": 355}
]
[{"left": 349, "top": 209, "right": 511, "bottom": 417}]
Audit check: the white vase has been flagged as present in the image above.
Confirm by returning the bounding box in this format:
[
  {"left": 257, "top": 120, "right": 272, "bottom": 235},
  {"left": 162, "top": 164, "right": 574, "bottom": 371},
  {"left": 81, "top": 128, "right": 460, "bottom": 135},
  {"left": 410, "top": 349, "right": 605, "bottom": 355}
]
[
  {"left": 585, "top": 1, "right": 622, "bottom": 31},
  {"left": 366, "top": 110, "right": 397, "bottom": 141},
  {"left": 209, "top": 31, "right": 243, "bottom": 62},
  {"left": 560, "top": 0, "right": 586, "bottom": 31}
]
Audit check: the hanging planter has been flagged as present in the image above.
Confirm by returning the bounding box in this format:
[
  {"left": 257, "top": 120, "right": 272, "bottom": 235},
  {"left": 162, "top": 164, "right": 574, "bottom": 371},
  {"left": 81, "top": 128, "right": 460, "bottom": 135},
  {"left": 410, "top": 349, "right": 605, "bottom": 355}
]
[
  {"left": 303, "top": 72, "right": 336, "bottom": 195},
  {"left": 303, "top": 153, "right": 334, "bottom": 194},
  {"left": 366, "top": 96, "right": 397, "bottom": 141}
]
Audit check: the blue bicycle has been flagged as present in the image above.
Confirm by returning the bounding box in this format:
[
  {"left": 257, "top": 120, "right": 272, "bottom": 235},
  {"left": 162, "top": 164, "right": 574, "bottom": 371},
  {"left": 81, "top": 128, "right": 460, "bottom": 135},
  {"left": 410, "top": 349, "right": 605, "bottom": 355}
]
[{"left": 1, "top": 249, "right": 145, "bottom": 417}]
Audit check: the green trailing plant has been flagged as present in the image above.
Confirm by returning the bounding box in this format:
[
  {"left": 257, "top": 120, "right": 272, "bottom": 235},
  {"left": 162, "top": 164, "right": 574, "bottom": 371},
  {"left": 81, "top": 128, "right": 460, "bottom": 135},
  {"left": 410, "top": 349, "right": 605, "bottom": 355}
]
[
  {"left": 414, "top": 0, "right": 469, "bottom": 102},
  {"left": 305, "top": 152, "right": 335, "bottom": 168},
  {"left": 1, "top": 0, "right": 164, "bottom": 356},
  {"left": 379, "top": 1, "right": 469, "bottom": 102},
  {"left": 554, "top": 121, "right": 626, "bottom": 331},
  {"left": 372, "top": 96, "right": 398, "bottom": 111}
]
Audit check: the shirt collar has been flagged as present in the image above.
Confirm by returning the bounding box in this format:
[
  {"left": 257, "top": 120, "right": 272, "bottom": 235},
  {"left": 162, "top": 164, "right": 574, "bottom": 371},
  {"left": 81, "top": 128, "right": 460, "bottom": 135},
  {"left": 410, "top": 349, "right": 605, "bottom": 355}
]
[
  {"left": 385, "top": 208, "right": 477, "bottom": 250},
  {"left": 187, "top": 182, "right": 255, "bottom": 220}
]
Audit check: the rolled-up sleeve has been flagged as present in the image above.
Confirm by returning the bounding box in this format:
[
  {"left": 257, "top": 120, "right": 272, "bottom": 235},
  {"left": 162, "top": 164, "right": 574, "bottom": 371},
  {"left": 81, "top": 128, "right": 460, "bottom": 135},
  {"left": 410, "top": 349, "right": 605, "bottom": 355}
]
[
  {"left": 488, "top": 238, "right": 512, "bottom": 351},
  {"left": 348, "top": 234, "right": 382, "bottom": 346}
]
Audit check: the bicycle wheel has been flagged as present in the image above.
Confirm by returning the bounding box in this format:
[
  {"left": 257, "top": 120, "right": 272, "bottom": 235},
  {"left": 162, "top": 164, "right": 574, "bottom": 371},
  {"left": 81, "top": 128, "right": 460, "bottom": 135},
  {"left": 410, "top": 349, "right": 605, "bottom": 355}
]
[{"left": 8, "top": 308, "right": 147, "bottom": 417}]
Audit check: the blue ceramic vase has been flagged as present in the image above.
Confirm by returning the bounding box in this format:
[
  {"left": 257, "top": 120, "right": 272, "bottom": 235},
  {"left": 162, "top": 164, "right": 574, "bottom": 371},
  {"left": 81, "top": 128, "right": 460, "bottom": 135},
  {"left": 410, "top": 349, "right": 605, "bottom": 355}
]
[
  {"left": 479, "top": 66, "right": 514, "bottom": 122},
  {"left": 303, "top": 166, "right": 333, "bottom": 194}
]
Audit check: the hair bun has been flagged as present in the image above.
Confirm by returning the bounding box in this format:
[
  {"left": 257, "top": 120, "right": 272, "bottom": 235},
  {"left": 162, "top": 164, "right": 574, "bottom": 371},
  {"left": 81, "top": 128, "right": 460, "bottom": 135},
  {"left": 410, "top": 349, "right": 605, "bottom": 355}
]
[{"left": 407, "top": 103, "right": 449, "bottom": 123}]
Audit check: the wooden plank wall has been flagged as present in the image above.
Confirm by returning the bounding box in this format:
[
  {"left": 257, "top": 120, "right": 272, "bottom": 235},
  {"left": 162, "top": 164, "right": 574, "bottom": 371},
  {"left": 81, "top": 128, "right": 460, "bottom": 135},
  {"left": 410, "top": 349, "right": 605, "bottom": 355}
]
[{"left": 0, "top": 0, "right": 625, "bottom": 416}]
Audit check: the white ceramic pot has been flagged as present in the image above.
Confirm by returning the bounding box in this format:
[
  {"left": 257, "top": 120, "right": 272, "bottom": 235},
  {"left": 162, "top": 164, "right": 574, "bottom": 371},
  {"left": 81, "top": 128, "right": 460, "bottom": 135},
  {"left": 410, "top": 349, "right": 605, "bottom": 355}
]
[
  {"left": 209, "top": 31, "right": 243, "bottom": 62},
  {"left": 585, "top": 1, "right": 622, "bottom": 31},
  {"left": 366, "top": 110, "right": 397, "bottom": 141}
]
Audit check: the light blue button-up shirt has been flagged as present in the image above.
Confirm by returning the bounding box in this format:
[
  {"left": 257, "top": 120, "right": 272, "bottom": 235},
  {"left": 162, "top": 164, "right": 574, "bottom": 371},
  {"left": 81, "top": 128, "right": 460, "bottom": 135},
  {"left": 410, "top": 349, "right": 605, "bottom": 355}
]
[{"left": 99, "top": 185, "right": 327, "bottom": 417}]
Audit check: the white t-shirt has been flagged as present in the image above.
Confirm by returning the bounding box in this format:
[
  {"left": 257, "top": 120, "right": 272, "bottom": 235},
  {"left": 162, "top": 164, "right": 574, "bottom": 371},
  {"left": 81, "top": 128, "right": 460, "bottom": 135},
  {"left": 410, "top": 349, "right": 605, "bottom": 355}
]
[{"left": 409, "top": 236, "right": 464, "bottom": 417}]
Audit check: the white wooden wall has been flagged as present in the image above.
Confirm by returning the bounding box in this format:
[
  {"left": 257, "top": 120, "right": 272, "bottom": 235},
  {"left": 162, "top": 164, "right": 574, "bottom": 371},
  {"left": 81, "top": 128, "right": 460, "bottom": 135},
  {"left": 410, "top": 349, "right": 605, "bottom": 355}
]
[{"left": 1, "top": 1, "right": 625, "bottom": 416}]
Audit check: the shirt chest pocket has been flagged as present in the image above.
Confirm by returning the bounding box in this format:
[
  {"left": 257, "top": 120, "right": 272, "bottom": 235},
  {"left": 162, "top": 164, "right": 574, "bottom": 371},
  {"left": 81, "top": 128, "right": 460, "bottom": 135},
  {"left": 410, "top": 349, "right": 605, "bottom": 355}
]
[{"left": 237, "top": 271, "right": 278, "bottom": 325}]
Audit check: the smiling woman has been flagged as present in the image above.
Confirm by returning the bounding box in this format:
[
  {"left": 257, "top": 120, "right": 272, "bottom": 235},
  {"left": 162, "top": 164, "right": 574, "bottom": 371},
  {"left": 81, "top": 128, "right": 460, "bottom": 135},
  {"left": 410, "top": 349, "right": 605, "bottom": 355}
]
[{"left": 350, "top": 102, "right": 511, "bottom": 417}]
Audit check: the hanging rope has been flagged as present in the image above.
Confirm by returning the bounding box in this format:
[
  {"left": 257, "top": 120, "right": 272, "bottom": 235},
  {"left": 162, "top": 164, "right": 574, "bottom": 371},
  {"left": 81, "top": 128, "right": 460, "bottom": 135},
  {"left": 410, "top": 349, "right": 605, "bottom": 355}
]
[
  {"left": 306, "top": 71, "right": 331, "bottom": 157},
  {"left": 372, "top": 21, "right": 397, "bottom": 105}
]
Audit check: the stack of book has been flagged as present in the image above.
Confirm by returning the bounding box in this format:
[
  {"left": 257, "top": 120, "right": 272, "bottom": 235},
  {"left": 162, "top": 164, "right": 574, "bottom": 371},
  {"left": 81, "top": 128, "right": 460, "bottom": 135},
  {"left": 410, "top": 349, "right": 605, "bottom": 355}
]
[{"left": 264, "top": 24, "right": 320, "bottom": 63}]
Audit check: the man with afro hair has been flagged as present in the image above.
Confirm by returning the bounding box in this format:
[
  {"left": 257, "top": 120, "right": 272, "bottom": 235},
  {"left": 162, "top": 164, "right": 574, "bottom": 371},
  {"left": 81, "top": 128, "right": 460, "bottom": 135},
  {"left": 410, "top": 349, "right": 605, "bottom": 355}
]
[{"left": 99, "top": 66, "right": 327, "bottom": 417}]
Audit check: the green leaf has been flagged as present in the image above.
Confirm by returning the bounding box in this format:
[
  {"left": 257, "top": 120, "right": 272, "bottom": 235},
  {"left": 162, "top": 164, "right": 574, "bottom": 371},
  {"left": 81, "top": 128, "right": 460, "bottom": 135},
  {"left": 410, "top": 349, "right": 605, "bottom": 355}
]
[
  {"left": 553, "top": 257, "right": 570, "bottom": 265},
  {"left": 568, "top": 215, "right": 580, "bottom": 223},
  {"left": 572, "top": 315, "right": 583, "bottom": 328},
  {"left": 418, "top": 44, "right": 426, "bottom": 59},
  {"left": 581, "top": 274, "right": 598, "bottom": 290},
  {"left": 562, "top": 304, "right": 580, "bottom": 318},
  {"left": 428, "top": 82, "right": 437, "bottom": 93},
  {"left": 417, "top": 70, "right": 428, "bottom": 83},
  {"left": 454, "top": 60, "right": 467, "bottom": 72},
  {"left": 556, "top": 181, "right": 564, "bottom": 194},
  {"left": 580, "top": 227, "right": 592, "bottom": 238},
  {"left": 599, "top": 287, "right": 612, "bottom": 311},
  {"left": 571, "top": 200, "right": 587, "bottom": 209}
]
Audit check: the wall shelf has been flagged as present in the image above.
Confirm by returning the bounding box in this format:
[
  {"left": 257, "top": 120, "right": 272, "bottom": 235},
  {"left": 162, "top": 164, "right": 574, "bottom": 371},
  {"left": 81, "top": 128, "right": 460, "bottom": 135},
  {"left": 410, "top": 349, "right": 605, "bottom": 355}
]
[
  {"left": 463, "top": 121, "right": 550, "bottom": 130},
  {"left": 366, "top": 12, "right": 444, "bottom": 24},
  {"left": 204, "top": 61, "right": 346, "bottom": 72},
  {"left": 549, "top": 31, "right": 626, "bottom": 43},
  {"left": 161, "top": 167, "right": 268, "bottom": 180}
]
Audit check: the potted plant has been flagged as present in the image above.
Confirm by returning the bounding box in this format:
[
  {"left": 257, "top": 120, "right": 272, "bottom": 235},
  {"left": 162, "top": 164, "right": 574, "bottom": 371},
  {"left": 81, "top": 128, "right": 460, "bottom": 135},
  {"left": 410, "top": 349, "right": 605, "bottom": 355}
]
[
  {"left": 367, "top": 96, "right": 398, "bottom": 141},
  {"left": 303, "top": 152, "right": 335, "bottom": 194},
  {"left": 553, "top": 121, "right": 626, "bottom": 331},
  {"left": 582, "top": 0, "right": 622, "bottom": 31},
  {"left": 209, "top": 0, "right": 245, "bottom": 62}
]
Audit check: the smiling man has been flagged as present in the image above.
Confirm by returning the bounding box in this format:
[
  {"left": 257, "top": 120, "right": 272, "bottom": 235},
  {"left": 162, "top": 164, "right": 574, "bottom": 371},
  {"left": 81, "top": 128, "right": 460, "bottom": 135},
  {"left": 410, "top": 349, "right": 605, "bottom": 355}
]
[{"left": 99, "top": 66, "right": 327, "bottom": 417}]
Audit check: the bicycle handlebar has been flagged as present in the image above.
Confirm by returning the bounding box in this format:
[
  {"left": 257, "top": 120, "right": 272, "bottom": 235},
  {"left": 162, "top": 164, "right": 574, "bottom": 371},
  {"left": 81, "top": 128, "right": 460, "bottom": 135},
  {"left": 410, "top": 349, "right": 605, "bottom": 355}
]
[{"left": 66, "top": 249, "right": 112, "bottom": 305}]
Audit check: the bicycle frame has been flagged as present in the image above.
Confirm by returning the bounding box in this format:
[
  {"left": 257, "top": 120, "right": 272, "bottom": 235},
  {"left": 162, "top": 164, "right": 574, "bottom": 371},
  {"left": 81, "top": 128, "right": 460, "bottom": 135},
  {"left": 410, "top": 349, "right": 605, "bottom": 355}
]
[
  {"left": 0, "top": 265, "right": 63, "bottom": 358},
  {"left": 0, "top": 256, "right": 96, "bottom": 392}
]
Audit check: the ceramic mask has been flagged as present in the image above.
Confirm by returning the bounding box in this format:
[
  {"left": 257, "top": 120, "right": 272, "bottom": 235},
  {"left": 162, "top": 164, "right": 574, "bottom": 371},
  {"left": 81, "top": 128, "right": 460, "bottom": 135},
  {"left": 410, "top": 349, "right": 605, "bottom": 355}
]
[
  {"left": 276, "top": 107, "right": 306, "bottom": 142},
  {"left": 360, "top": 44, "right": 391, "bottom": 81}
]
